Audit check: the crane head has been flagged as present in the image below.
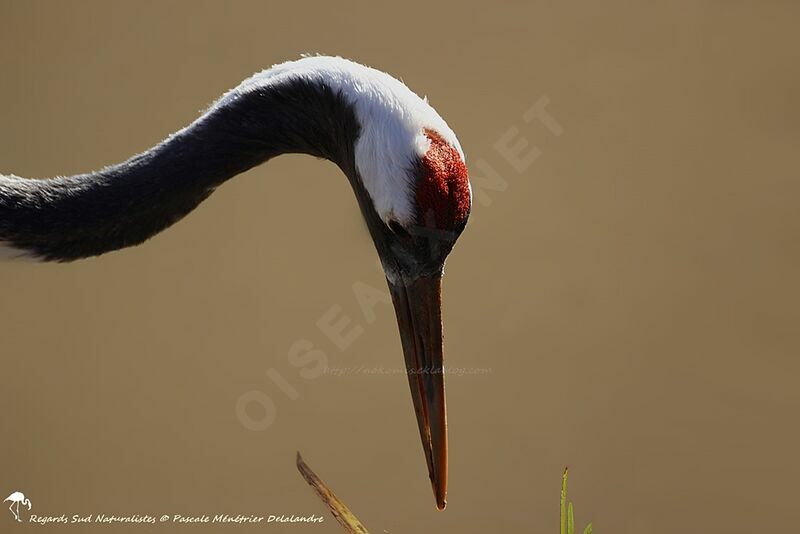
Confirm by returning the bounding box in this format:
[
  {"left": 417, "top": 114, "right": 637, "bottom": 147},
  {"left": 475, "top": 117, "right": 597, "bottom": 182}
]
[{"left": 355, "top": 120, "right": 470, "bottom": 511}]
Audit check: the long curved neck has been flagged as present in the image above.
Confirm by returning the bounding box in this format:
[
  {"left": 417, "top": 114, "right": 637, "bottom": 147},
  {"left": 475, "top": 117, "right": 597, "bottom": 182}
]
[{"left": 0, "top": 78, "right": 360, "bottom": 261}]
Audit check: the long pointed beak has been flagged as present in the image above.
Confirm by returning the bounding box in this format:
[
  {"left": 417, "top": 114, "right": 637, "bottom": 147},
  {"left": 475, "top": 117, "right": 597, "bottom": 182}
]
[{"left": 388, "top": 274, "right": 448, "bottom": 510}]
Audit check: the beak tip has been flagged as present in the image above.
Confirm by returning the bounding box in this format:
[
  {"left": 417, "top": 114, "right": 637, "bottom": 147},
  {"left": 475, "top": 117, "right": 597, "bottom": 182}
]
[{"left": 433, "top": 478, "right": 447, "bottom": 510}]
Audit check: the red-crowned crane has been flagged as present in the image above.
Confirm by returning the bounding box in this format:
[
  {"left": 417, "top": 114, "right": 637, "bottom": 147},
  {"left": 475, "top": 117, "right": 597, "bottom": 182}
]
[{"left": 0, "top": 56, "right": 471, "bottom": 510}]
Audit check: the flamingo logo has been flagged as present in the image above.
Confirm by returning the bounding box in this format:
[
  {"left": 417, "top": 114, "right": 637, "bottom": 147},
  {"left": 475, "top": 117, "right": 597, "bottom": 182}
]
[{"left": 4, "top": 491, "right": 31, "bottom": 522}]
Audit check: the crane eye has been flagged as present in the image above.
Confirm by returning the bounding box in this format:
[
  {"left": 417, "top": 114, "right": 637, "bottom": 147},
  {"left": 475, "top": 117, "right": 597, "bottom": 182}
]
[{"left": 388, "top": 220, "right": 410, "bottom": 239}]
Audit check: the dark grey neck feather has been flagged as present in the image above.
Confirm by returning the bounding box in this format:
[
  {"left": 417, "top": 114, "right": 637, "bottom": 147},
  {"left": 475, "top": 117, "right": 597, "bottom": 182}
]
[{"left": 0, "top": 78, "right": 360, "bottom": 261}]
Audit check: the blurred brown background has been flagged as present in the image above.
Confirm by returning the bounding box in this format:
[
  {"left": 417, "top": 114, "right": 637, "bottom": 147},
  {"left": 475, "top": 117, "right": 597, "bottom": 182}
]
[{"left": 1, "top": 1, "right": 798, "bottom": 532}]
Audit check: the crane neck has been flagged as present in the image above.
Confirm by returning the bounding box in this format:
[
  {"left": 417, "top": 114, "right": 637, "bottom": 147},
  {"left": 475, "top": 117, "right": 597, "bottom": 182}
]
[{"left": 0, "top": 79, "right": 361, "bottom": 261}]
